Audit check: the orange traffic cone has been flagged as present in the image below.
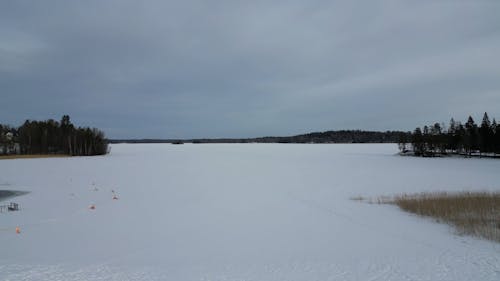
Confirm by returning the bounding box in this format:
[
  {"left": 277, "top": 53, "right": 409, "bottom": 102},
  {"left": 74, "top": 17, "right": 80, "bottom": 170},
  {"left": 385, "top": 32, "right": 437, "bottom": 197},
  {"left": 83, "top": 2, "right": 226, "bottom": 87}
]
[{"left": 15, "top": 226, "right": 20, "bottom": 234}]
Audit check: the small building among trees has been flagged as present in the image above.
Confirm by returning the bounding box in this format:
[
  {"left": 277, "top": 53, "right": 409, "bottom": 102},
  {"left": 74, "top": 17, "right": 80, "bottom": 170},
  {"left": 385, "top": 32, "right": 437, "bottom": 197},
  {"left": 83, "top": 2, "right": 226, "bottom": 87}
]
[{"left": 1, "top": 115, "right": 108, "bottom": 156}]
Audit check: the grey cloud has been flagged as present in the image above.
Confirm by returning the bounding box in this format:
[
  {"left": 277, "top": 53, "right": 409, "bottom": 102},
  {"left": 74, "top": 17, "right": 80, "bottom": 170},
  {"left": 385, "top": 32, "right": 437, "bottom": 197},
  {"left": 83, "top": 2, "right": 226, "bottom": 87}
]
[{"left": 1, "top": 1, "right": 500, "bottom": 138}]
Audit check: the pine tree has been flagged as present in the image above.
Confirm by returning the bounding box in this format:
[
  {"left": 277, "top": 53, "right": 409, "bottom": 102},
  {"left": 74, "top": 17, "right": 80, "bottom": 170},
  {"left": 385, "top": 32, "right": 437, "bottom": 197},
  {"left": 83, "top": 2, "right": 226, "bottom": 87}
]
[
  {"left": 412, "top": 127, "right": 426, "bottom": 155},
  {"left": 398, "top": 132, "right": 409, "bottom": 153},
  {"left": 465, "top": 116, "right": 478, "bottom": 155},
  {"left": 493, "top": 118, "right": 500, "bottom": 154},
  {"left": 479, "top": 112, "right": 493, "bottom": 154}
]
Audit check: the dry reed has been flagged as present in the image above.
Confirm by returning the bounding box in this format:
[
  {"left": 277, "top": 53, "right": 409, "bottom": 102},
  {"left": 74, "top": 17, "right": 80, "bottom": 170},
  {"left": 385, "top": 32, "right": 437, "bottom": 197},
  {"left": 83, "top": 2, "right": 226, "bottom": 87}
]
[
  {"left": 0, "top": 154, "right": 71, "bottom": 160},
  {"left": 392, "top": 192, "right": 500, "bottom": 242}
]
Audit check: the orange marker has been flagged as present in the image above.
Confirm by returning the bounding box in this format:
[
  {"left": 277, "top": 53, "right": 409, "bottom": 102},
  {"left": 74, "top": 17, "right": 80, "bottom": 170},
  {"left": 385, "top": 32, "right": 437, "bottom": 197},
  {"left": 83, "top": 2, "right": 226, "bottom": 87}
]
[{"left": 15, "top": 227, "right": 20, "bottom": 234}]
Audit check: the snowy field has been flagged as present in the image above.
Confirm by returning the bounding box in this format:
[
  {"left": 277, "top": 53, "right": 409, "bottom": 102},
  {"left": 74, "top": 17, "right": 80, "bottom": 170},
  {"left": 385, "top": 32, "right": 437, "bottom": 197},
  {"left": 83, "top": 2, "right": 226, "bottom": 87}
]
[{"left": 0, "top": 143, "right": 499, "bottom": 281}]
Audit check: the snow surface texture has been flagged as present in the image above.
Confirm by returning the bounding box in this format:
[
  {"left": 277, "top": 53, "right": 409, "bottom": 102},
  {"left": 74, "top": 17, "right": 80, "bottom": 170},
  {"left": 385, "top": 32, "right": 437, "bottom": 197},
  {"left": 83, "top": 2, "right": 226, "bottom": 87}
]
[{"left": 0, "top": 144, "right": 499, "bottom": 280}]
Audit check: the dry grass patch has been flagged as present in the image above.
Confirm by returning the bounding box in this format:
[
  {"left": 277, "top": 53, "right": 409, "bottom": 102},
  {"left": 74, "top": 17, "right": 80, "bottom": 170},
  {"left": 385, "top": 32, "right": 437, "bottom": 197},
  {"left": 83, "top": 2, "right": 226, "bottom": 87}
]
[
  {"left": 0, "top": 154, "right": 71, "bottom": 160},
  {"left": 392, "top": 192, "right": 500, "bottom": 242}
]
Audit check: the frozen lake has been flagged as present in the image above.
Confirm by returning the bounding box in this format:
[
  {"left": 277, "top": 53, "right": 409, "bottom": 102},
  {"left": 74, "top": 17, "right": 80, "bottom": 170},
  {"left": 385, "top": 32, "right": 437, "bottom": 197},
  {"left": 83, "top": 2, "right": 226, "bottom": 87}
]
[{"left": 0, "top": 144, "right": 499, "bottom": 280}]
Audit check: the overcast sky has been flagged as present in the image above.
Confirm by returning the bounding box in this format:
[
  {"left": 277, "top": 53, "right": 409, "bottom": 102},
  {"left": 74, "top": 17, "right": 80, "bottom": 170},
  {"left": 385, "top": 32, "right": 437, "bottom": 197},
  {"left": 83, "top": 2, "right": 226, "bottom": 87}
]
[{"left": 1, "top": 1, "right": 499, "bottom": 139}]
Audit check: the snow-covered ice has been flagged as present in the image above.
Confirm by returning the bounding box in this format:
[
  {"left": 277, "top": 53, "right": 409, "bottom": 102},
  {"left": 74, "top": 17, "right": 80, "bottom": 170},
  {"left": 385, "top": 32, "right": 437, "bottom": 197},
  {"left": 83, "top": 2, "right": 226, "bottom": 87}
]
[{"left": 0, "top": 143, "right": 499, "bottom": 280}]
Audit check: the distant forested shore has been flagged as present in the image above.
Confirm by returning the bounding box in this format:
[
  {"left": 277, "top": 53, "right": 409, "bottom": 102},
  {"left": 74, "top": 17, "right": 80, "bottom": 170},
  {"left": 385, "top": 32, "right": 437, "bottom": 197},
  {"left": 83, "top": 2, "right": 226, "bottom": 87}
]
[
  {"left": 0, "top": 115, "right": 108, "bottom": 156},
  {"left": 5, "top": 112, "right": 498, "bottom": 159},
  {"left": 110, "top": 130, "right": 405, "bottom": 144},
  {"left": 398, "top": 112, "right": 500, "bottom": 157}
]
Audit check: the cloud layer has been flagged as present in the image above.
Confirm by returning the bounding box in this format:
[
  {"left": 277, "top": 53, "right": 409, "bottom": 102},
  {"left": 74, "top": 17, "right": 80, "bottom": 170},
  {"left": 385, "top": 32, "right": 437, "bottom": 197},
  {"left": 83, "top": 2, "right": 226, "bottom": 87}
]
[{"left": 1, "top": 1, "right": 499, "bottom": 138}]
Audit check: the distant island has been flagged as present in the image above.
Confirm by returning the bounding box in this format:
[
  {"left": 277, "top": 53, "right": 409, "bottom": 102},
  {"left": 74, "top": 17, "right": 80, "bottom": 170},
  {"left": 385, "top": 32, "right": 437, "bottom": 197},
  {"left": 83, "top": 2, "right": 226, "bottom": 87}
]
[
  {"left": 398, "top": 112, "right": 500, "bottom": 157},
  {"left": 109, "top": 130, "right": 405, "bottom": 144},
  {"left": 0, "top": 115, "right": 108, "bottom": 157}
]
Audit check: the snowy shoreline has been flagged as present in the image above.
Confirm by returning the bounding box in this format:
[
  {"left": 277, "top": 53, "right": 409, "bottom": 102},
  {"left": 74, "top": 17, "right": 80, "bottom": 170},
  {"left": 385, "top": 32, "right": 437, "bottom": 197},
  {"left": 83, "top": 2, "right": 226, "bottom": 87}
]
[{"left": 399, "top": 151, "right": 500, "bottom": 159}]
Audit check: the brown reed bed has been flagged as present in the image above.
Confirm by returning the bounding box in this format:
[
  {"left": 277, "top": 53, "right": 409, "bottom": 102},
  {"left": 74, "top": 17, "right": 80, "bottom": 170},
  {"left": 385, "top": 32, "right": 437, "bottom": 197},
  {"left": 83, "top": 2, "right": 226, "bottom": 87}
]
[
  {"left": 351, "top": 192, "right": 500, "bottom": 242},
  {"left": 392, "top": 192, "right": 500, "bottom": 242},
  {"left": 0, "top": 154, "right": 71, "bottom": 160}
]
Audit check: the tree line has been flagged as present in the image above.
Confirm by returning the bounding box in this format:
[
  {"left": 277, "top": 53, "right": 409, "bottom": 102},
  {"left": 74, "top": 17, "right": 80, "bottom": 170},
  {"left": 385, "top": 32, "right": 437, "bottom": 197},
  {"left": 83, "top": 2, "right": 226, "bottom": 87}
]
[
  {"left": 110, "top": 130, "right": 405, "bottom": 144},
  {"left": 248, "top": 130, "right": 403, "bottom": 143},
  {"left": 399, "top": 112, "right": 500, "bottom": 157},
  {"left": 0, "top": 115, "right": 108, "bottom": 156}
]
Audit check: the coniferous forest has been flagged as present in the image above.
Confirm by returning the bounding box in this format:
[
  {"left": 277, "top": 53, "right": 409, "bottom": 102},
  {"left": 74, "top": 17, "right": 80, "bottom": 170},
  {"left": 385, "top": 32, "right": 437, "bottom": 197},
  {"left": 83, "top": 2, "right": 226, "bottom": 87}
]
[
  {"left": 398, "top": 112, "right": 500, "bottom": 157},
  {"left": 3, "top": 113, "right": 499, "bottom": 158},
  {"left": 0, "top": 115, "right": 108, "bottom": 156}
]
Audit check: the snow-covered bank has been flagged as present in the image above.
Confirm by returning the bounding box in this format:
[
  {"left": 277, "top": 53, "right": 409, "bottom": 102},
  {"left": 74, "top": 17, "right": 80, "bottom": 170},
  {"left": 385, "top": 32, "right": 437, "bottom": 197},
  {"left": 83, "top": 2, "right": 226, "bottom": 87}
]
[{"left": 0, "top": 144, "right": 499, "bottom": 280}]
